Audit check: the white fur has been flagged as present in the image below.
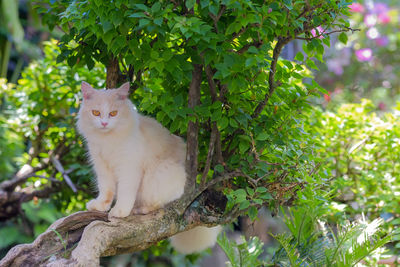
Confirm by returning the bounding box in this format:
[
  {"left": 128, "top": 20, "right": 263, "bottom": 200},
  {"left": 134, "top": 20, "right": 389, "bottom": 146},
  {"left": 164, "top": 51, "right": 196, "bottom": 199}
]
[
  {"left": 76, "top": 82, "right": 220, "bottom": 253},
  {"left": 170, "top": 226, "right": 222, "bottom": 254}
]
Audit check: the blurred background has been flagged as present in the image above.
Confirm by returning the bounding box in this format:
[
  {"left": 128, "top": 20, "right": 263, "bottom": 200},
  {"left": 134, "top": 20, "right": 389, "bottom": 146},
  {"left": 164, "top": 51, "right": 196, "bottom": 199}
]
[{"left": 1, "top": 0, "right": 400, "bottom": 266}]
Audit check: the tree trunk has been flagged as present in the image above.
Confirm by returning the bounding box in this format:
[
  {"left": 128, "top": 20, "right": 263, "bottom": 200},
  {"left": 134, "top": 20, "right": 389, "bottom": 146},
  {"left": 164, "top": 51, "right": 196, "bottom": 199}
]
[{"left": 106, "top": 56, "right": 119, "bottom": 89}]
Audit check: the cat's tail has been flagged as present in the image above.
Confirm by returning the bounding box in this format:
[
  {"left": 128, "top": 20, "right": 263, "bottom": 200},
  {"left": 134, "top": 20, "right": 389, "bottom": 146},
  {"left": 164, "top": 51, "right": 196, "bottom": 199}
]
[{"left": 170, "top": 225, "right": 222, "bottom": 254}]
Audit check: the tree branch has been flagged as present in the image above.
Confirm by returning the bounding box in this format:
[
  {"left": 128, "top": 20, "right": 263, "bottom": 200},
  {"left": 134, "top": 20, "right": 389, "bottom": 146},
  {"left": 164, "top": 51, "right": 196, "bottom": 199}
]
[
  {"left": 205, "top": 65, "right": 218, "bottom": 101},
  {"left": 0, "top": 163, "right": 48, "bottom": 192},
  {"left": 200, "top": 123, "right": 217, "bottom": 187},
  {"left": 185, "top": 63, "right": 203, "bottom": 193},
  {"left": 252, "top": 36, "right": 291, "bottom": 118},
  {"left": 0, "top": 182, "right": 237, "bottom": 267},
  {"left": 236, "top": 40, "right": 263, "bottom": 55},
  {"left": 0, "top": 183, "right": 62, "bottom": 221},
  {"left": 51, "top": 155, "right": 77, "bottom": 193},
  {"left": 202, "top": 65, "right": 224, "bottom": 183},
  {"left": 209, "top": 5, "right": 226, "bottom": 33}
]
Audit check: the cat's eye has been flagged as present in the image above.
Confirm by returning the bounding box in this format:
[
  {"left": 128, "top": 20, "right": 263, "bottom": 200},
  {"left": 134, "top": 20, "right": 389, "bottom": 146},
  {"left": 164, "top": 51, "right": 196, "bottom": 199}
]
[
  {"left": 92, "top": 110, "right": 100, "bottom": 116},
  {"left": 109, "top": 110, "right": 118, "bottom": 117}
]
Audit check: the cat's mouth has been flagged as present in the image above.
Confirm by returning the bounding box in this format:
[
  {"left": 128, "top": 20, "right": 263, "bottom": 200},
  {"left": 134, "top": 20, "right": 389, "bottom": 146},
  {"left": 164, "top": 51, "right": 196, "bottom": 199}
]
[{"left": 99, "top": 126, "right": 111, "bottom": 132}]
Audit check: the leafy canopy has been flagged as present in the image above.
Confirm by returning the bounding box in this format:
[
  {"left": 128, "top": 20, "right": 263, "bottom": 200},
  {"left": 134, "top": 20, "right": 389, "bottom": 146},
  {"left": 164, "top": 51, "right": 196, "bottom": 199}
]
[{"left": 34, "top": 0, "right": 353, "bottom": 217}]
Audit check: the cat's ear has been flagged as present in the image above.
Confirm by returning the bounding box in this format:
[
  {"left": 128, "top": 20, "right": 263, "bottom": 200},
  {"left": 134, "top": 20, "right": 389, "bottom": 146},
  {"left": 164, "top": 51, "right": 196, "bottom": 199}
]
[
  {"left": 117, "top": 82, "right": 130, "bottom": 100},
  {"left": 81, "top": 82, "right": 95, "bottom": 100}
]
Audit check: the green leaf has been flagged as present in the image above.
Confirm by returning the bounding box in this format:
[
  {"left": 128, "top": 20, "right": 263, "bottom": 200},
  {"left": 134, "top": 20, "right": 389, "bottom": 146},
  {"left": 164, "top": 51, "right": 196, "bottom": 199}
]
[
  {"left": 239, "top": 141, "right": 249, "bottom": 153},
  {"left": 256, "top": 132, "right": 269, "bottom": 141},
  {"left": 138, "top": 19, "right": 150, "bottom": 28},
  {"left": 102, "top": 30, "right": 115, "bottom": 45},
  {"left": 292, "top": 71, "right": 304, "bottom": 79},
  {"left": 209, "top": 4, "right": 219, "bottom": 16},
  {"left": 256, "top": 187, "right": 267, "bottom": 193},
  {"left": 128, "top": 12, "right": 146, "bottom": 18},
  {"left": 246, "top": 187, "right": 255, "bottom": 196},
  {"left": 233, "top": 189, "right": 247, "bottom": 203},
  {"left": 86, "top": 57, "right": 95, "bottom": 70},
  {"left": 248, "top": 206, "right": 258, "bottom": 221},
  {"left": 239, "top": 200, "right": 250, "bottom": 210},
  {"left": 217, "top": 117, "right": 229, "bottom": 130},
  {"left": 150, "top": 50, "right": 159, "bottom": 59},
  {"left": 391, "top": 218, "right": 400, "bottom": 225},
  {"left": 214, "top": 164, "right": 224, "bottom": 173},
  {"left": 259, "top": 192, "right": 273, "bottom": 200},
  {"left": 229, "top": 118, "right": 238, "bottom": 128},
  {"left": 151, "top": 2, "right": 161, "bottom": 13},
  {"left": 294, "top": 52, "right": 304, "bottom": 61},
  {"left": 154, "top": 17, "right": 163, "bottom": 26},
  {"left": 135, "top": 4, "right": 149, "bottom": 11},
  {"left": 312, "top": 79, "right": 328, "bottom": 94},
  {"left": 186, "top": 0, "right": 195, "bottom": 9},
  {"left": 338, "top": 32, "right": 348, "bottom": 44},
  {"left": 306, "top": 59, "right": 319, "bottom": 70},
  {"left": 101, "top": 20, "right": 113, "bottom": 33}
]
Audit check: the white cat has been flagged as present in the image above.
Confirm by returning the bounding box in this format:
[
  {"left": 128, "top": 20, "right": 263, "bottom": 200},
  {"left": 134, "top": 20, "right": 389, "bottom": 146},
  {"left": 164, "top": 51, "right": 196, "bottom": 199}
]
[{"left": 76, "top": 82, "right": 220, "bottom": 254}]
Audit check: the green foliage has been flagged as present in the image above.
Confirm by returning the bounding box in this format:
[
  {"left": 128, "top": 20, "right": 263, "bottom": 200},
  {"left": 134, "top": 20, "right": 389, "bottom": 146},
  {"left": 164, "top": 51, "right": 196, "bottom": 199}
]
[
  {"left": 0, "top": 40, "right": 105, "bottom": 253},
  {"left": 33, "top": 0, "right": 353, "bottom": 219},
  {"left": 1, "top": 40, "right": 105, "bottom": 194},
  {"left": 217, "top": 233, "right": 265, "bottom": 267},
  {"left": 312, "top": 100, "right": 400, "bottom": 249},
  {"left": 0, "top": 0, "right": 42, "bottom": 81},
  {"left": 217, "top": 189, "right": 390, "bottom": 266},
  {"left": 271, "top": 190, "right": 390, "bottom": 266},
  {"left": 0, "top": 80, "right": 23, "bottom": 177},
  {"left": 0, "top": 0, "right": 23, "bottom": 78},
  {"left": 1, "top": 0, "right": 371, "bottom": 264}
]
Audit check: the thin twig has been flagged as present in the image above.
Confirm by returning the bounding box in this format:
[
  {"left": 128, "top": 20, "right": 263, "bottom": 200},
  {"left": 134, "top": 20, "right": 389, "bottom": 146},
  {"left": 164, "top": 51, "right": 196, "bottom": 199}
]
[
  {"left": 203, "top": 170, "right": 243, "bottom": 190},
  {"left": 200, "top": 123, "right": 218, "bottom": 187},
  {"left": 296, "top": 27, "right": 360, "bottom": 41},
  {"left": 205, "top": 65, "right": 219, "bottom": 101},
  {"left": 51, "top": 156, "right": 78, "bottom": 193},
  {"left": 209, "top": 5, "right": 226, "bottom": 33},
  {"left": 252, "top": 36, "right": 291, "bottom": 118},
  {"left": 204, "top": 65, "right": 224, "bottom": 165},
  {"left": 308, "top": 162, "right": 322, "bottom": 177}
]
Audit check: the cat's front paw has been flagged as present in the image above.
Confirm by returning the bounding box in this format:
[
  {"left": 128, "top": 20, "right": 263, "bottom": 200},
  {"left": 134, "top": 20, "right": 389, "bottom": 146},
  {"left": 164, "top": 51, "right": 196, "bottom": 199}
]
[
  {"left": 133, "top": 206, "right": 157, "bottom": 215},
  {"left": 108, "top": 206, "right": 131, "bottom": 218},
  {"left": 86, "top": 198, "right": 111, "bottom": 212}
]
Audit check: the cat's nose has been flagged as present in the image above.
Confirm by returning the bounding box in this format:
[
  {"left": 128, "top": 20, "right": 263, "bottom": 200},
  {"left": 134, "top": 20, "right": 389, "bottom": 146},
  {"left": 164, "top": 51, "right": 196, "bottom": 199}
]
[{"left": 101, "top": 122, "right": 108, "bottom": 127}]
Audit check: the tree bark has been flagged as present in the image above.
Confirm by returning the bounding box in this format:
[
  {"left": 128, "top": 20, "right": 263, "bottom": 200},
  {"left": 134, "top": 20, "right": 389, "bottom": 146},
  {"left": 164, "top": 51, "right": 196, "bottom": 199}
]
[
  {"left": 0, "top": 189, "right": 232, "bottom": 267},
  {"left": 185, "top": 63, "right": 203, "bottom": 193},
  {"left": 106, "top": 56, "right": 119, "bottom": 89}
]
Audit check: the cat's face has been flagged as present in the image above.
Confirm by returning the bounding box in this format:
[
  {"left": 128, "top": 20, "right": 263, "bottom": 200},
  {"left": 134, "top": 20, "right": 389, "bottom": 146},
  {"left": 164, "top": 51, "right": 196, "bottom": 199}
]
[{"left": 78, "top": 82, "right": 132, "bottom": 133}]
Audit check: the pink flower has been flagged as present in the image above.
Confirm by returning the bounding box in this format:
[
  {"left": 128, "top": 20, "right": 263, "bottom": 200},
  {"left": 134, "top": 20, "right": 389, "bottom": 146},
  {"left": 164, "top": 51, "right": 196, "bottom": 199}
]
[
  {"left": 349, "top": 3, "right": 365, "bottom": 13},
  {"left": 364, "top": 14, "right": 377, "bottom": 27},
  {"left": 375, "top": 36, "right": 389, "bottom": 46},
  {"left": 311, "top": 26, "right": 324, "bottom": 39},
  {"left": 378, "top": 12, "right": 391, "bottom": 24},
  {"left": 355, "top": 48, "right": 373, "bottom": 62}
]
